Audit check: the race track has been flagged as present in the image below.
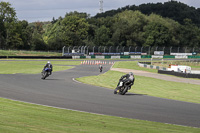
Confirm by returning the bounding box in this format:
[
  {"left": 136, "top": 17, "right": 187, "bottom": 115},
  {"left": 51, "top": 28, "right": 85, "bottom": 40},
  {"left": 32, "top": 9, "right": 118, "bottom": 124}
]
[{"left": 0, "top": 63, "right": 200, "bottom": 128}]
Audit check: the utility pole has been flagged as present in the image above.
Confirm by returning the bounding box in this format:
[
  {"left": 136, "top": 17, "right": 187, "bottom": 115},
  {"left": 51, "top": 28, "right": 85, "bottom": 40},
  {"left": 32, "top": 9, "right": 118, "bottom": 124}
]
[{"left": 99, "top": 0, "right": 103, "bottom": 13}]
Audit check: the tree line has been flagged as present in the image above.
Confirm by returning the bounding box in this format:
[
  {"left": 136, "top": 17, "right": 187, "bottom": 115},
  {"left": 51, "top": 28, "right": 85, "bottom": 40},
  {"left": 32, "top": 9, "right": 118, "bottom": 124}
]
[
  {"left": 95, "top": 0, "right": 200, "bottom": 27},
  {"left": 0, "top": 1, "right": 200, "bottom": 52}
]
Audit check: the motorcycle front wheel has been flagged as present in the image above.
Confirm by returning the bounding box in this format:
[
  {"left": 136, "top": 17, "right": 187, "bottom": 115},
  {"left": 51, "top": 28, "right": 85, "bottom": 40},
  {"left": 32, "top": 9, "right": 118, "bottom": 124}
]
[
  {"left": 121, "top": 87, "right": 128, "bottom": 95},
  {"left": 114, "top": 87, "right": 120, "bottom": 94},
  {"left": 41, "top": 71, "right": 47, "bottom": 80}
]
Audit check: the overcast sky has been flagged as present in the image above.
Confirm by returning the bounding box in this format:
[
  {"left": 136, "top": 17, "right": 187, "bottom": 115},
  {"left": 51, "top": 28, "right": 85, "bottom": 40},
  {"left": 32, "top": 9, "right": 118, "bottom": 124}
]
[{"left": 2, "top": 0, "right": 200, "bottom": 22}]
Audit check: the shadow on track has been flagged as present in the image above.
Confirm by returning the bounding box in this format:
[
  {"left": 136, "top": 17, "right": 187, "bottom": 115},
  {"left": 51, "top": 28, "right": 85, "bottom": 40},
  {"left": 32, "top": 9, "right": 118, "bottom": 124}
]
[
  {"left": 41, "top": 78, "right": 61, "bottom": 80},
  {"left": 117, "top": 93, "right": 146, "bottom": 96}
]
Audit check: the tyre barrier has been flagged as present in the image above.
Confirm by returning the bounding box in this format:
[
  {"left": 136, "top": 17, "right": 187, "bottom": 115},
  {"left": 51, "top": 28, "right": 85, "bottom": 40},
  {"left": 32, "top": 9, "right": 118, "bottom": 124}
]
[{"left": 137, "top": 62, "right": 167, "bottom": 71}]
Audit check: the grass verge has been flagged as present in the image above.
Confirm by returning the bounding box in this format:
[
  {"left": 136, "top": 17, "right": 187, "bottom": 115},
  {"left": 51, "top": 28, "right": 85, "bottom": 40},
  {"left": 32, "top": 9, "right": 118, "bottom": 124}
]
[
  {"left": 0, "top": 60, "right": 80, "bottom": 74},
  {"left": 0, "top": 97, "right": 199, "bottom": 133},
  {"left": 113, "top": 61, "right": 158, "bottom": 73},
  {"left": 0, "top": 50, "right": 61, "bottom": 56},
  {"left": 76, "top": 70, "right": 200, "bottom": 104}
]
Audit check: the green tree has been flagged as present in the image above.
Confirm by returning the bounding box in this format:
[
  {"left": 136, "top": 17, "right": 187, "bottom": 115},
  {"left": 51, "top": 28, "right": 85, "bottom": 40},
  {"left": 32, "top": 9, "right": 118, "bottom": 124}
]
[
  {"left": 144, "top": 21, "right": 170, "bottom": 47},
  {"left": 30, "top": 22, "right": 46, "bottom": 50},
  {"left": 111, "top": 10, "right": 148, "bottom": 46},
  {"left": 94, "top": 25, "right": 110, "bottom": 46},
  {"left": 5, "top": 21, "right": 23, "bottom": 49},
  {"left": 179, "top": 19, "right": 200, "bottom": 47},
  {"left": 16, "top": 20, "right": 33, "bottom": 49},
  {"left": 0, "top": 1, "right": 16, "bottom": 49},
  {"left": 31, "top": 31, "right": 46, "bottom": 50},
  {"left": 44, "top": 12, "right": 89, "bottom": 49}
]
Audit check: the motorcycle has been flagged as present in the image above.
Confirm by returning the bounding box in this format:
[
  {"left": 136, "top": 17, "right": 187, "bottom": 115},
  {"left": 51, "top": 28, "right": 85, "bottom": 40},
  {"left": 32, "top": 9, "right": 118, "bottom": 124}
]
[
  {"left": 99, "top": 67, "right": 102, "bottom": 72},
  {"left": 41, "top": 68, "right": 51, "bottom": 79},
  {"left": 114, "top": 80, "right": 132, "bottom": 95},
  {"left": 99, "top": 66, "right": 103, "bottom": 72}
]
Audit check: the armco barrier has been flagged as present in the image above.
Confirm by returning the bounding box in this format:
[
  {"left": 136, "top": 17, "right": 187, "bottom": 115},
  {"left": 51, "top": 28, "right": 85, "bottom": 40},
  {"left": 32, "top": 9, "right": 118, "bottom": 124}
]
[{"left": 158, "top": 70, "right": 200, "bottom": 79}]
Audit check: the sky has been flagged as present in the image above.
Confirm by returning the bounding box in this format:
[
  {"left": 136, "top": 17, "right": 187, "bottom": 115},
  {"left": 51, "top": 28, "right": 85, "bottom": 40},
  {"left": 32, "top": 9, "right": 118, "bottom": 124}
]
[{"left": 2, "top": 0, "right": 200, "bottom": 22}]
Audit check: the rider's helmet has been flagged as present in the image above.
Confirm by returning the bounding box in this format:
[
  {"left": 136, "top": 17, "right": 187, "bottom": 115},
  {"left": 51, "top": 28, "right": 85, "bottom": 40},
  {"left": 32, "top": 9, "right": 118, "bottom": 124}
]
[
  {"left": 129, "top": 72, "right": 133, "bottom": 76},
  {"left": 47, "top": 61, "right": 50, "bottom": 64}
]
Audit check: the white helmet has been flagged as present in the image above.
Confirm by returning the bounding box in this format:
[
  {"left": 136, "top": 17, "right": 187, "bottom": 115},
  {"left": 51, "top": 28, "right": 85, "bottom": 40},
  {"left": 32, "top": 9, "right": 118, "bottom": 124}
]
[
  {"left": 129, "top": 72, "right": 133, "bottom": 76},
  {"left": 47, "top": 61, "right": 50, "bottom": 64}
]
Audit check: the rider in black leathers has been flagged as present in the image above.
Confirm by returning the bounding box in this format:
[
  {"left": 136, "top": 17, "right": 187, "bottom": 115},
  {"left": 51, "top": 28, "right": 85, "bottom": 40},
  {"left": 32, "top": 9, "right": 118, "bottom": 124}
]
[
  {"left": 43, "top": 61, "right": 53, "bottom": 75},
  {"left": 117, "top": 72, "right": 135, "bottom": 90},
  {"left": 99, "top": 65, "right": 103, "bottom": 72}
]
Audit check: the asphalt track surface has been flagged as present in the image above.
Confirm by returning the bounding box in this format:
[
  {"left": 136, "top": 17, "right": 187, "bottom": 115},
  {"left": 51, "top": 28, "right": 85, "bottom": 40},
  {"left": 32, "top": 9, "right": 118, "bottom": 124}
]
[{"left": 0, "top": 63, "right": 200, "bottom": 128}]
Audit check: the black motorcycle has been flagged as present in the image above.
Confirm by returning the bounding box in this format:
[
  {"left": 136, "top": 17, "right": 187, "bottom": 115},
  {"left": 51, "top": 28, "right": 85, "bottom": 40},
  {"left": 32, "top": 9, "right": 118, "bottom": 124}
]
[
  {"left": 99, "top": 66, "right": 103, "bottom": 72},
  {"left": 41, "top": 68, "right": 51, "bottom": 80},
  {"left": 99, "top": 68, "right": 102, "bottom": 72},
  {"left": 114, "top": 80, "right": 132, "bottom": 95}
]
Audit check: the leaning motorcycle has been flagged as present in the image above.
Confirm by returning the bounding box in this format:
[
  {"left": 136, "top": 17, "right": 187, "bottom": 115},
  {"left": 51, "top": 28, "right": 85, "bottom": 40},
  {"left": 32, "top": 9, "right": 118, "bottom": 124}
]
[
  {"left": 114, "top": 80, "right": 131, "bottom": 95},
  {"left": 41, "top": 68, "right": 51, "bottom": 80},
  {"left": 99, "top": 67, "right": 102, "bottom": 72}
]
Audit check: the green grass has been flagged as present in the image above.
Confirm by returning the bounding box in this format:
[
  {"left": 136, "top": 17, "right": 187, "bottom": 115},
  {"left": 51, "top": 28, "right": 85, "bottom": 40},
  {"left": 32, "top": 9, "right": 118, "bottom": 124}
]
[
  {"left": 0, "top": 50, "right": 61, "bottom": 56},
  {"left": 0, "top": 60, "right": 81, "bottom": 74},
  {"left": 0, "top": 97, "right": 199, "bottom": 133},
  {"left": 1, "top": 60, "right": 200, "bottom": 132},
  {"left": 113, "top": 61, "right": 158, "bottom": 73},
  {"left": 77, "top": 70, "right": 200, "bottom": 104}
]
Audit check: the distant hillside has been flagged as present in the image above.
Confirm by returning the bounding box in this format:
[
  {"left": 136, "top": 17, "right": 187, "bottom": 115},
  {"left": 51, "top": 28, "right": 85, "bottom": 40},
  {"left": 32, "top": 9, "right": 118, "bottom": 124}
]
[{"left": 95, "top": 0, "right": 200, "bottom": 27}]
